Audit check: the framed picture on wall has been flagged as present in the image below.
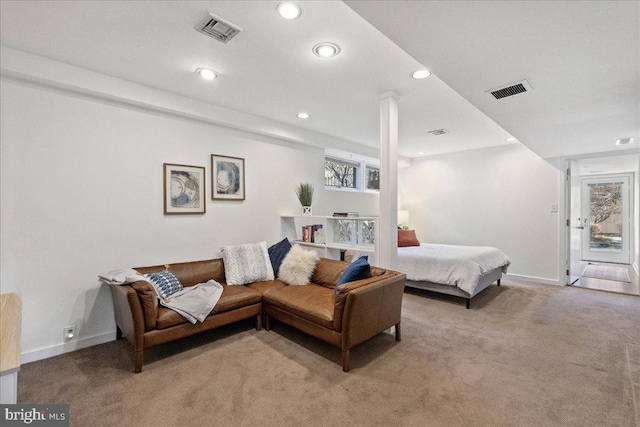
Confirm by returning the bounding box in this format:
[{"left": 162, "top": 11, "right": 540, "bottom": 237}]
[
  {"left": 211, "top": 154, "right": 245, "bottom": 200},
  {"left": 163, "top": 163, "right": 206, "bottom": 214}
]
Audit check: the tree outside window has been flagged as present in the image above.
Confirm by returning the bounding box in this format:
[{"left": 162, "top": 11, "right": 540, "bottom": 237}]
[
  {"left": 325, "top": 157, "right": 359, "bottom": 189},
  {"left": 365, "top": 165, "right": 379, "bottom": 191},
  {"left": 589, "top": 183, "right": 622, "bottom": 250}
]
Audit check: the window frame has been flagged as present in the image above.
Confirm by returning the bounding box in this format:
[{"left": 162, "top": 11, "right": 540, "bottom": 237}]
[
  {"left": 324, "top": 150, "right": 379, "bottom": 194},
  {"left": 364, "top": 163, "right": 380, "bottom": 193}
]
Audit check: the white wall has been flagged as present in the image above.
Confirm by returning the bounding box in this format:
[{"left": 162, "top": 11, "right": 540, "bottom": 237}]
[
  {"left": 635, "top": 158, "right": 639, "bottom": 272},
  {"left": 0, "top": 78, "right": 378, "bottom": 361},
  {"left": 399, "top": 143, "right": 562, "bottom": 282}
]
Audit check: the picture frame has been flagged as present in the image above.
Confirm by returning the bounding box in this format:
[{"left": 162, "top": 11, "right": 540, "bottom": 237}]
[
  {"left": 163, "top": 163, "right": 206, "bottom": 215},
  {"left": 211, "top": 154, "right": 245, "bottom": 200}
]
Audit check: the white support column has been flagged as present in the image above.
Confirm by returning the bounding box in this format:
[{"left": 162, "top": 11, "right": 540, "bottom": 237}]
[{"left": 378, "top": 92, "right": 400, "bottom": 269}]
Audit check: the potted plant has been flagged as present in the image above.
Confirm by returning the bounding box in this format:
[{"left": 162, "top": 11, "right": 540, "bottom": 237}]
[{"left": 295, "top": 183, "right": 314, "bottom": 216}]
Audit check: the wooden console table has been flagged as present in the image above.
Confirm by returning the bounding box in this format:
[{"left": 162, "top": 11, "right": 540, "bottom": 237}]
[{"left": 1, "top": 293, "right": 22, "bottom": 404}]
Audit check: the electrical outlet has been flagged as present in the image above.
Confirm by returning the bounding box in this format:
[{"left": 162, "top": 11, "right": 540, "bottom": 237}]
[{"left": 63, "top": 325, "right": 76, "bottom": 341}]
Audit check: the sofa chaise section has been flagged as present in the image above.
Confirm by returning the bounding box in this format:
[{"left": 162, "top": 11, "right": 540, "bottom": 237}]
[
  {"left": 110, "top": 258, "right": 262, "bottom": 373},
  {"left": 262, "top": 258, "right": 406, "bottom": 372}
]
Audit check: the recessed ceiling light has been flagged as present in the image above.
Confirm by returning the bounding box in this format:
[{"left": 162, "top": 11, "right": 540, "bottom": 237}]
[
  {"left": 416, "top": 152, "right": 425, "bottom": 156},
  {"left": 276, "top": 2, "right": 302, "bottom": 19},
  {"left": 506, "top": 137, "right": 517, "bottom": 142},
  {"left": 412, "top": 70, "right": 431, "bottom": 79},
  {"left": 313, "top": 42, "right": 340, "bottom": 58},
  {"left": 297, "top": 112, "right": 310, "bottom": 119},
  {"left": 196, "top": 68, "right": 217, "bottom": 80},
  {"left": 615, "top": 137, "right": 634, "bottom": 145}
]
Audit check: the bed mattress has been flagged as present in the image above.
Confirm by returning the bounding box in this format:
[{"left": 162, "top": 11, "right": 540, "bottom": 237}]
[{"left": 397, "top": 243, "right": 510, "bottom": 295}]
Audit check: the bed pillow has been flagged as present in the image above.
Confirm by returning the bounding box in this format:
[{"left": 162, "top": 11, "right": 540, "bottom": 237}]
[
  {"left": 278, "top": 244, "right": 319, "bottom": 286},
  {"left": 144, "top": 270, "right": 183, "bottom": 299},
  {"left": 221, "top": 241, "right": 275, "bottom": 285},
  {"left": 336, "top": 256, "right": 371, "bottom": 290},
  {"left": 398, "top": 229, "right": 420, "bottom": 247},
  {"left": 268, "top": 238, "right": 292, "bottom": 277}
]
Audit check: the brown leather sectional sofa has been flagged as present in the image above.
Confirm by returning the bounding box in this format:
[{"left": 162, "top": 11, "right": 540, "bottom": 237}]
[{"left": 110, "top": 257, "right": 406, "bottom": 373}]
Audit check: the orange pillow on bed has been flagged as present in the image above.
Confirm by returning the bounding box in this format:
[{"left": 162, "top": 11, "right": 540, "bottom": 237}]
[{"left": 398, "top": 229, "right": 420, "bottom": 247}]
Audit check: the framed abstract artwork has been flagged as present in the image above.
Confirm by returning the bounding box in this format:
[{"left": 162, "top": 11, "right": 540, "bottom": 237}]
[
  {"left": 211, "top": 154, "right": 245, "bottom": 200},
  {"left": 163, "top": 163, "right": 206, "bottom": 214}
]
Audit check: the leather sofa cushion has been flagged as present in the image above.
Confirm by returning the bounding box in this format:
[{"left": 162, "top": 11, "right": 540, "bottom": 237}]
[
  {"left": 310, "top": 258, "right": 385, "bottom": 289},
  {"left": 156, "top": 306, "right": 188, "bottom": 330},
  {"left": 156, "top": 283, "right": 261, "bottom": 330},
  {"left": 210, "top": 284, "right": 261, "bottom": 315},
  {"left": 310, "top": 258, "right": 348, "bottom": 289},
  {"left": 264, "top": 284, "right": 334, "bottom": 329},
  {"left": 136, "top": 258, "right": 225, "bottom": 287},
  {"left": 370, "top": 267, "right": 386, "bottom": 278},
  {"left": 247, "top": 279, "right": 286, "bottom": 295}
]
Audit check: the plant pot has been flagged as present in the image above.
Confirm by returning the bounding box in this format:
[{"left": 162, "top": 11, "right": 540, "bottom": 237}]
[{"left": 302, "top": 206, "right": 312, "bottom": 216}]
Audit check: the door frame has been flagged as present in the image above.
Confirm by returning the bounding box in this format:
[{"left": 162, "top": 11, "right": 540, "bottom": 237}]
[{"left": 562, "top": 159, "right": 636, "bottom": 285}]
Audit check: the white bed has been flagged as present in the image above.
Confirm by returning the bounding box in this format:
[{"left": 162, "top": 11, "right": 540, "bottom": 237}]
[{"left": 397, "top": 243, "right": 510, "bottom": 308}]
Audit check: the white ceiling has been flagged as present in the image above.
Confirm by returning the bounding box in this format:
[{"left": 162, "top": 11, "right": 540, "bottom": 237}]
[
  {"left": 575, "top": 154, "right": 639, "bottom": 176},
  {"left": 1, "top": 1, "right": 638, "bottom": 160},
  {"left": 346, "top": 1, "right": 640, "bottom": 159}
]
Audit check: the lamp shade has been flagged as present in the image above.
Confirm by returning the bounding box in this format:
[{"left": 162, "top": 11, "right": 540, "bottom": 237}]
[{"left": 397, "top": 210, "right": 409, "bottom": 225}]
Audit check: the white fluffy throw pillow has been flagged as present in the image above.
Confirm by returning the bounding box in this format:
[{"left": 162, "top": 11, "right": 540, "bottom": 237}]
[
  {"left": 278, "top": 244, "right": 320, "bottom": 286},
  {"left": 221, "top": 241, "right": 275, "bottom": 285}
]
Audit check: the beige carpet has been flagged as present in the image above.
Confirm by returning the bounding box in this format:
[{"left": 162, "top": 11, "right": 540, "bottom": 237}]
[
  {"left": 582, "top": 264, "right": 631, "bottom": 283},
  {"left": 17, "top": 278, "right": 640, "bottom": 427}
]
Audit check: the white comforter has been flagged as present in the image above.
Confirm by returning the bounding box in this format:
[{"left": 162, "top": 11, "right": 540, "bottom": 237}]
[{"left": 397, "top": 244, "right": 510, "bottom": 295}]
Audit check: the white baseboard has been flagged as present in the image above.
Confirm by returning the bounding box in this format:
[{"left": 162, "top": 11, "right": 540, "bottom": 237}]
[
  {"left": 21, "top": 331, "right": 115, "bottom": 364},
  {"left": 504, "top": 273, "right": 563, "bottom": 286}
]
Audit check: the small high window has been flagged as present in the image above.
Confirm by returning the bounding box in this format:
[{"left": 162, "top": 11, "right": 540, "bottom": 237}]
[
  {"left": 324, "top": 150, "right": 379, "bottom": 193},
  {"left": 365, "top": 165, "right": 380, "bottom": 191},
  {"left": 324, "top": 156, "right": 360, "bottom": 189}
]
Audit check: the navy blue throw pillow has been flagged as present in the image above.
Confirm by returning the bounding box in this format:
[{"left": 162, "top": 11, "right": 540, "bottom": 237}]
[
  {"left": 268, "top": 238, "right": 292, "bottom": 277},
  {"left": 336, "top": 256, "right": 370, "bottom": 290}
]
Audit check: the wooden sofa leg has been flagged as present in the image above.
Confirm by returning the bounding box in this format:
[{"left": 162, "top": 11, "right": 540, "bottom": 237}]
[
  {"left": 264, "top": 314, "right": 271, "bottom": 331},
  {"left": 497, "top": 279, "right": 501, "bottom": 286},
  {"left": 256, "top": 314, "right": 262, "bottom": 331},
  {"left": 134, "top": 350, "right": 143, "bottom": 373},
  {"left": 342, "top": 348, "right": 350, "bottom": 372},
  {"left": 116, "top": 326, "right": 123, "bottom": 340},
  {"left": 465, "top": 298, "right": 470, "bottom": 309},
  {"left": 395, "top": 322, "right": 401, "bottom": 341}
]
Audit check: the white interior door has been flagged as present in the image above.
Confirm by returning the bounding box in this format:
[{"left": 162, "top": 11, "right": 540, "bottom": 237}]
[{"left": 580, "top": 174, "right": 631, "bottom": 264}]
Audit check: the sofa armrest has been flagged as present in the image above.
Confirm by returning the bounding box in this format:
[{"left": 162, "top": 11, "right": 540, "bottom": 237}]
[
  {"left": 130, "top": 281, "right": 158, "bottom": 331},
  {"left": 339, "top": 272, "right": 405, "bottom": 348},
  {"left": 333, "top": 271, "right": 399, "bottom": 331},
  {"left": 109, "top": 285, "right": 146, "bottom": 351}
]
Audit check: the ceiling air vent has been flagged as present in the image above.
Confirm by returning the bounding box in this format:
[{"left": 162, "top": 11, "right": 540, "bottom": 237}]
[
  {"left": 487, "top": 80, "right": 532, "bottom": 100},
  {"left": 196, "top": 12, "right": 242, "bottom": 43},
  {"left": 428, "top": 129, "right": 449, "bottom": 136},
  {"left": 616, "top": 137, "right": 634, "bottom": 146}
]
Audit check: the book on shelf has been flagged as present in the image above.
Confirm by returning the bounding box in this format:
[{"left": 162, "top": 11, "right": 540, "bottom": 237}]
[
  {"left": 332, "top": 212, "right": 359, "bottom": 217},
  {"left": 301, "top": 224, "right": 324, "bottom": 244}
]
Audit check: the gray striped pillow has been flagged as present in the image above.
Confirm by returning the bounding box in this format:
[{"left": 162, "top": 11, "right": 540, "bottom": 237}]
[{"left": 221, "top": 241, "right": 275, "bottom": 285}]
